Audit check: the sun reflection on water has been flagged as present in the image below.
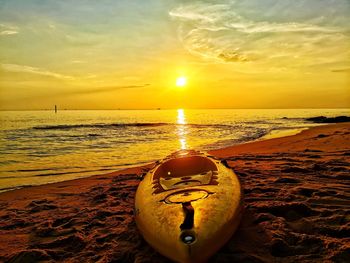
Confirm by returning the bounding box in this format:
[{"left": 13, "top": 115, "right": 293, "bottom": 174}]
[
  {"left": 177, "top": 109, "right": 186, "bottom": 125},
  {"left": 176, "top": 109, "right": 188, "bottom": 149}
]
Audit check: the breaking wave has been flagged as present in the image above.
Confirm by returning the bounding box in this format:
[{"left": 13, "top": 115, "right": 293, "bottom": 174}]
[{"left": 32, "top": 123, "right": 234, "bottom": 130}]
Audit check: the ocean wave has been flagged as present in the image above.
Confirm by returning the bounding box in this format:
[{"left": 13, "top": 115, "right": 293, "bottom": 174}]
[
  {"left": 33, "top": 122, "right": 169, "bottom": 130},
  {"left": 32, "top": 123, "right": 233, "bottom": 130},
  {"left": 203, "top": 127, "right": 270, "bottom": 149},
  {"left": 269, "top": 125, "right": 310, "bottom": 131}
]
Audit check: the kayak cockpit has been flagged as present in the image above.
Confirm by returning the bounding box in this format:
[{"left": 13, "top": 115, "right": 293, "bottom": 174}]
[{"left": 153, "top": 155, "right": 218, "bottom": 191}]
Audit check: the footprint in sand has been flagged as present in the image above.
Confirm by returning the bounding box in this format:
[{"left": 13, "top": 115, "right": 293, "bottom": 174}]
[{"left": 27, "top": 199, "right": 58, "bottom": 213}]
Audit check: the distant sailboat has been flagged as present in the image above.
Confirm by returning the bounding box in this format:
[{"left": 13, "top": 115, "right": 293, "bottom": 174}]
[{"left": 55, "top": 105, "right": 57, "bottom": 113}]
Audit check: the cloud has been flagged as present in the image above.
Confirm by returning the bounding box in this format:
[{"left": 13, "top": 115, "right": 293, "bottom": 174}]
[
  {"left": 0, "top": 23, "right": 19, "bottom": 36},
  {"left": 0, "top": 30, "right": 18, "bottom": 35},
  {"left": 218, "top": 51, "right": 248, "bottom": 62},
  {"left": 70, "top": 60, "right": 86, "bottom": 64},
  {"left": 332, "top": 68, "right": 350, "bottom": 73},
  {"left": 68, "top": 84, "right": 151, "bottom": 95},
  {"left": 1, "top": 63, "right": 74, "bottom": 80},
  {"left": 169, "top": 0, "right": 350, "bottom": 70},
  {"left": 22, "top": 84, "right": 152, "bottom": 100}
]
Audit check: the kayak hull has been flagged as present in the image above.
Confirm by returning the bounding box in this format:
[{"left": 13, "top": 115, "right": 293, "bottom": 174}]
[{"left": 135, "top": 150, "right": 243, "bottom": 263}]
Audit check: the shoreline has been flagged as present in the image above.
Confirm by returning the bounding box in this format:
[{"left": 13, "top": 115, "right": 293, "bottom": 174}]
[
  {"left": 0, "top": 123, "right": 349, "bottom": 262},
  {"left": 260, "top": 127, "right": 310, "bottom": 140},
  {"left": 0, "top": 124, "right": 316, "bottom": 194}
]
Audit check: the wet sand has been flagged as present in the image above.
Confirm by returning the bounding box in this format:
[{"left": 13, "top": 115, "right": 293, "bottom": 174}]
[{"left": 0, "top": 123, "right": 349, "bottom": 262}]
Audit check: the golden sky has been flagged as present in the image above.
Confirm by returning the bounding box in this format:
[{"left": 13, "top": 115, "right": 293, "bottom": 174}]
[{"left": 0, "top": 0, "right": 349, "bottom": 110}]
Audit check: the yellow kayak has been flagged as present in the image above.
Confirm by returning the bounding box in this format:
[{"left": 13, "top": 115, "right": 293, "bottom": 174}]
[{"left": 135, "top": 150, "right": 243, "bottom": 263}]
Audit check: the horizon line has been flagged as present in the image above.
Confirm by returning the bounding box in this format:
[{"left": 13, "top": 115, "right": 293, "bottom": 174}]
[{"left": 0, "top": 107, "right": 349, "bottom": 111}]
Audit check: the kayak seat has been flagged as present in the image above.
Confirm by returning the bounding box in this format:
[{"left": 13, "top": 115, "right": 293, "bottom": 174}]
[{"left": 151, "top": 156, "right": 219, "bottom": 193}]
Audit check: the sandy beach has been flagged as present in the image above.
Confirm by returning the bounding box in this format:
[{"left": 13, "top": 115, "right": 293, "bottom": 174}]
[{"left": 0, "top": 123, "right": 349, "bottom": 263}]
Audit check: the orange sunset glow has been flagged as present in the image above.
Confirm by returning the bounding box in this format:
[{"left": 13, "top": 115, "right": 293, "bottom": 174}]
[
  {"left": 0, "top": 1, "right": 350, "bottom": 262},
  {"left": 0, "top": 0, "right": 349, "bottom": 110}
]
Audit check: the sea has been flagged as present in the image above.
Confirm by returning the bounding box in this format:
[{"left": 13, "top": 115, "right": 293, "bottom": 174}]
[{"left": 0, "top": 109, "right": 348, "bottom": 192}]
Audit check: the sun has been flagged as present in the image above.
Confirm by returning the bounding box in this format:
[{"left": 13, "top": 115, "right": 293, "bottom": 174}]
[{"left": 176, "top": 76, "right": 187, "bottom": 87}]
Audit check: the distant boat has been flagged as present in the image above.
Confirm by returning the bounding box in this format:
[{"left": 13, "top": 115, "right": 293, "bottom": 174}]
[{"left": 55, "top": 105, "right": 57, "bottom": 113}]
